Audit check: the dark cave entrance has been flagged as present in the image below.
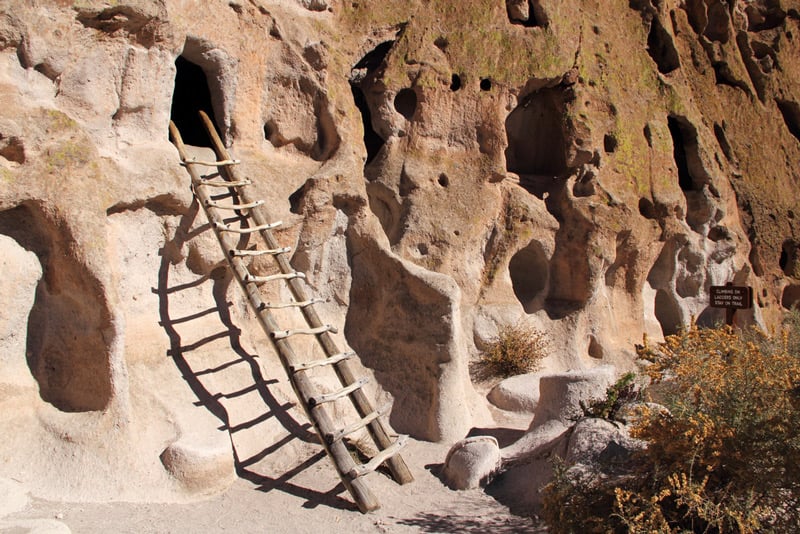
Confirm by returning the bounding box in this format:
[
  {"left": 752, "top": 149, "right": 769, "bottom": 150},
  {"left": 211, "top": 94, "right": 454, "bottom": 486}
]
[
  {"left": 505, "top": 87, "right": 568, "bottom": 179},
  {"left": 170, "top": 55, "right": 221, "bottom": 148},
  {"left": 350, "top": 40, "right": 394, "bottom": 166},
  {"left": 668, "top": 116, "right": 695, "bottom": 192}
]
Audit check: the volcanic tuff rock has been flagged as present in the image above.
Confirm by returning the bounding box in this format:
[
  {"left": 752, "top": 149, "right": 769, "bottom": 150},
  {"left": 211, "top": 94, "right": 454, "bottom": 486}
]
[{"left": 0, "top": 0, "right": 799, "bottom": 502}]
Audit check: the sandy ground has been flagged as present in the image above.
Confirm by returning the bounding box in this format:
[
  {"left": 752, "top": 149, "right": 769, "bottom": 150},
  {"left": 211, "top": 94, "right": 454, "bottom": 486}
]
[{"left": 2, "top": 433, "right": 548, "bottom": 533}]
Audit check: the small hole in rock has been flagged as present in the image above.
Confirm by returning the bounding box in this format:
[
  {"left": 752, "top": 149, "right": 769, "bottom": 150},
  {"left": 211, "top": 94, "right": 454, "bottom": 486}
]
[
  {"left": 394, "top": 88, "right": 417, "bottom": 120},
  {"left": 480, "top": 78, "right": 492, "bottom": 91},
  {"left": 450, "top": 73, "right": 462, "bottom": 91},
  {"left": 639, "top": 198, "right": 657, "bottom": 219},
  {"left": 438, "top": 173, "right": 449, "bottom": 187},
  {"left": 603, "top": 134, "right": 618, "bottom": 153}
]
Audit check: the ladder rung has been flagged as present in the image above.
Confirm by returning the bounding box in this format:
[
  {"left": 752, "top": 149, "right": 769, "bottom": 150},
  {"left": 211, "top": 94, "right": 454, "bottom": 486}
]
[
  {"left": 309, "top": 377, "right": 368, "bottom": 407},
  {"left": 181, "top": 158, "right": 240, "bottom": 167},
  {"left": 245, "top": 272, "right": 305, "bottom": 284},
  {"left": 325, "top": 403, "right": 390, "bottom": 444},
  {"left": 290, "top": 351, "right": 355, "bottom": 373},
  {"left": 230, "top": 247, "right": 291, "bottom": 257},
  {"left": 259, "top": 298, "right": 322, "bottom": 310},
  {"left": 214, "top": 221, "right": 281, "bottom": 233},
  {"left": 272, "top": 324, "right": 337, "bottom": 340},
  {"left": 348, "top": 435, "right": 409, "bottom": 479},
  {"left": 207, "top": 199, "right": 264, "bottom": 210},
  {"left": 198, "top": 179, "right": 252, "bottom": 187}
]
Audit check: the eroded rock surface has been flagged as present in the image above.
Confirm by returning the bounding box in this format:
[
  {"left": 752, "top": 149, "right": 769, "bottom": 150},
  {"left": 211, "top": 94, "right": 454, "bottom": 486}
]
[{"left": 0, "top": 0, "right": 798, "bottom": 504}]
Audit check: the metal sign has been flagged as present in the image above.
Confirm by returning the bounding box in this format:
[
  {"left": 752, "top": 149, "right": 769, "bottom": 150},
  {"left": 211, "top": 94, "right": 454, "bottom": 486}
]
[{"left": 710, "top": 285, "right": 753, "bottom": 310}]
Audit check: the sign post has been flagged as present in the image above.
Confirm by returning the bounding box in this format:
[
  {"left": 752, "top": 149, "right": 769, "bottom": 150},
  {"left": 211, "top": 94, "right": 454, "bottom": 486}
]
[{"left": 709, "top": 283, "right": 753, "bottom": 325}]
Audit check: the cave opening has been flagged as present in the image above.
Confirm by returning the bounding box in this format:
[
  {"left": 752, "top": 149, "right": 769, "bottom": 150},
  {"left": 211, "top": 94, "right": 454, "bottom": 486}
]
[
  {"left": 350, "top": 41, "right": 394, "bottom": 166},
  {"left": 170, "top": 55, "right": 221, "bottom": 148},
  {"left": 505, "top": 87, "right": 568, "bottom": 178},
  {"left": 646, "top": 16, "right": 681, "bottom": 74},
  {"left": 351, "top": 85, "right": 385, "bottom": 165},
  {"left": 776, "top": 99, "right": 800, "bottom": 142},
  {"left": 508, "top": 240, "right": 549, "bottom": 313},
  {"left": 654, "top": 289, "right": 683, "bottom": 336},
  {"left": 450, "top": 73, "right": 462, "bottom": 91},
  {"left": 667, "top": 116, "right": 696, "bottom": 191}
]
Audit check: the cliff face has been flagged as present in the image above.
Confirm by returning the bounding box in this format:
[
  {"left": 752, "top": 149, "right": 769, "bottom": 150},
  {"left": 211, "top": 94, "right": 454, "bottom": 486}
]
[{"left": 0, "top": 0, "right": 798, "bottom": 501}]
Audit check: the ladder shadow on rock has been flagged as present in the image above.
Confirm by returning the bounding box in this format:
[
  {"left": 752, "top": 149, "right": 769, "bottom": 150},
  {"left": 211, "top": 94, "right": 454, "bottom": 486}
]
[
  {"left": 166, "top": 111, "right": 413, "bottom": 513},
  {"left": 155, "top": 200, "right": 353, "bottom": 511}
]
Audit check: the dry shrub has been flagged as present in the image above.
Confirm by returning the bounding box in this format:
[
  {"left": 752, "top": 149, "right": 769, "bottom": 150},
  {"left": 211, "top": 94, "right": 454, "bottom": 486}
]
[
  {"left": 477, "top": 323, "right": 548, "bottom": 378},
  {"left": 542, "top": 313, "right": 800, "bottom": 533}
]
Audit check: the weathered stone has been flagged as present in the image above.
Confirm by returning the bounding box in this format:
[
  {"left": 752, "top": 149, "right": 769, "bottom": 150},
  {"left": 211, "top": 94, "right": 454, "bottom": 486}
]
[
  {"left": 442, "top": 435, "right": 502, "bottom": 490},
  {"left": 487, "top": 373, "right": 540, "bottom": 413},
  {"left": 532, "top": 367, "right": 617, "bottom": 426}
]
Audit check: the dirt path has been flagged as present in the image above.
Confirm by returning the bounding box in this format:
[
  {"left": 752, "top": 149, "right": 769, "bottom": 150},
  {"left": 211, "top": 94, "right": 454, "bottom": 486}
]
[{"left": 4, "top": 439, "right": 546, "bottom": 533}]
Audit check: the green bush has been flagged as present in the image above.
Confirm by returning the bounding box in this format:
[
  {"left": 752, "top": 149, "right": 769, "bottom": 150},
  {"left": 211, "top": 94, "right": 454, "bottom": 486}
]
[
  {"left": 542, "top": 312, "right": 800, "bottom": 533},
  {"left": 477, "top": 323, "right": 548, "bottom": 378}
]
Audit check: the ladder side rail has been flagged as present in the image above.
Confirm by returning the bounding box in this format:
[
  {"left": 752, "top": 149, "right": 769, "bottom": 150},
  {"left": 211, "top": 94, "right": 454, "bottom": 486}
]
[
  {"left": 197, "top": 112, "right": 413, "bottom": 485},
  {"left": 169, "top": 121, "right": 381, "bottom": 513}
]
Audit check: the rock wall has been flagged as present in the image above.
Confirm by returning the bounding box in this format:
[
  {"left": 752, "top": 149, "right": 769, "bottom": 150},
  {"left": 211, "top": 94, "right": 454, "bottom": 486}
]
[{"left": 0, "top": 0, "right": 798, "bottom": 501}]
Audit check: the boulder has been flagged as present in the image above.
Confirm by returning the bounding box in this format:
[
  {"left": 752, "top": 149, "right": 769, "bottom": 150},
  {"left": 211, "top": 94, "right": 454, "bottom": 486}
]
[
  {"left": 531, "top": 366, "right": 617, "bottom": 426},
  {"left": 487, "top": 373, "right": 540, "bottom": 413},
  {"left": 442, "top": 435, "right": 502, "bottom": 490}
]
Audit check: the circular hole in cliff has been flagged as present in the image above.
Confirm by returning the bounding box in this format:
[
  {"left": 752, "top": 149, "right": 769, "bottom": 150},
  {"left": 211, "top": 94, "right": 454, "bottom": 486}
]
[
  {"left": 639, "top": 198, "right": 657, "bottom": 219},
  {"left": 0, "top": 203, "right": 113, "bottom": 412},
  {"left": 450, "top": 73, "right": 462, "bottom": 91},
  {"left": 509, "top": 241, "right": 549, "bottom": 314},
  {"left": 480, "top": 78, "right": 492, "bottom": 91},
  {"left": 394, "top": 88, "right": 417, "bottom": 120},
  {"left": 170, "top": 55, "right": 221, "bottom": 148},
  {"left": 437, "top": 173, "right": 449, "bottom": 187}
]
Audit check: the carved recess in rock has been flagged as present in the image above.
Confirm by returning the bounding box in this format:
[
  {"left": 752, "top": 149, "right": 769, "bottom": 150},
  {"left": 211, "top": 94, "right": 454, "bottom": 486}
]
[
  {"left": 173, "top": 36, "right": 237, "bottom": 146},
  {"left": 630, "top": 1, "right": 681, "bottom": 74},
  {"left": 345, "top": 235, "right": 474, "bottom": 442},
  {"left": 0, "top": 203, "right": 113, "bottom": 412},
  {"left": 667, "top": 115, "right": 720, "bottom": 234},
  {"left": 508, "top": 239, "right": 549, "bottom": 314},
  {"left": 506, "top": 0, "right": 549, "bottom": 28},
  {"left": 171, "top": 55, "right": 220, "bottom": 148},
  {"left": 505, "top": 86, "right": 569, "bottom": 184}
]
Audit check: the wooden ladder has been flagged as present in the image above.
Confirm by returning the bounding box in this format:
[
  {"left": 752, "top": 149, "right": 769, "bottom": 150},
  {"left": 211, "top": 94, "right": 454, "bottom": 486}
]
[{"left": 169, "top": 112, "right": 413, "bottom": 513}]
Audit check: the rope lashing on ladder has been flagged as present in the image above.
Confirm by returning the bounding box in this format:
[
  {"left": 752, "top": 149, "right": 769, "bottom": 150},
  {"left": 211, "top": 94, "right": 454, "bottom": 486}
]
[
  {"left": 213, "top": 220, "right": 281, "bottom": 233},
  {"left": 181, "top": 158, "right": 241, "bottom": 167}
]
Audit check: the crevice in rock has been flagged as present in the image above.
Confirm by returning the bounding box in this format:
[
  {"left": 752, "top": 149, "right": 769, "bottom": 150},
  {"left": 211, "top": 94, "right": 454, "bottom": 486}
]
[
  {"left": 509, "top": 240, "right": 549, "bottom": 314},
  {"left": 0, "top": 202, "right": 113, "bottom": 412},
  {"left": 713, "top": 122, "right": 734, "bottom": 162},
  {"left": 646, "top": 15, "right": 681, "bottom": 74},
  {"left": 350, "top": 85, "right": 385, "bottom": 165},
  {"left": 744, "top": 1, "right": 786, "bottom": 32},
  {"left": 776, "top": 99, "right": 800, "bottom": 143},
  {"left": 350, "top": 40, "right": 394, "bottom": 166},
  {"left": 667, "top": 116, "right": 695, "bottom": 192},
  {"left": 170, "top": 55, "right": 221, "bottom": 148}
]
